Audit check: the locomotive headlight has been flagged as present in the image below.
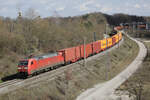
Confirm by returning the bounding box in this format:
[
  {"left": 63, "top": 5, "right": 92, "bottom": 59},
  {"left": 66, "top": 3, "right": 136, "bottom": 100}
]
[{"left": 24, "top": 67, "right": 28, "bottom": 69}]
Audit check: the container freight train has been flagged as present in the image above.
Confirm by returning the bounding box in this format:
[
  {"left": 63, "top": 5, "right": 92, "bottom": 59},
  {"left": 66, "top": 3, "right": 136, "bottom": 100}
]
[{"left": 18, "top": 32, "right": 122, "bottom": 76}]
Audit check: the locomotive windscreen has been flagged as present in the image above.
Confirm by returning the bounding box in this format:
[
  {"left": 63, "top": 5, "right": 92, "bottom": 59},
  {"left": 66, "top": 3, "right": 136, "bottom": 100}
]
[{"left": 18, "top": 61, "right": 28, "bottom": 66}]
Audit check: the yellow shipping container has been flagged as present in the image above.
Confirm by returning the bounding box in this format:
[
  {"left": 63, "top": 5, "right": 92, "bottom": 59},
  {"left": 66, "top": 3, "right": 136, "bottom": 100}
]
[
  {"left": 101, "top": 39, "right": 107, "bottom": 50},
  {"left": 107, "top": 38, "right": 112, "bottom": 47},
  {"left": 114, "top": 34, "right": 119, "bottom": 43}
]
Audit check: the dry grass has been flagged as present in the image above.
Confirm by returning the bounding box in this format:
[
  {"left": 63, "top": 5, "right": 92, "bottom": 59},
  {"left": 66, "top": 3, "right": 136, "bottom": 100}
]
[{"left": 0, "top": 35, "right": 139, "bottom": 100}]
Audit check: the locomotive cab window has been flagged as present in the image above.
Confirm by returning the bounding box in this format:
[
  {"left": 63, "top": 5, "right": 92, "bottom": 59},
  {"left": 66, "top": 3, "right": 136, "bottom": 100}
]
[
  {"left": 18, "top": 61, "right": 28, "bottom": 66},
  {"left": 31, "top": 61, "right": 33, "bottom": 65}
]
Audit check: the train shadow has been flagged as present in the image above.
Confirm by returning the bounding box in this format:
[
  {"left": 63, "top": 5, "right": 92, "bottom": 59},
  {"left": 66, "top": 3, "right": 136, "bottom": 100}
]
[{"left": 1, "top": 73, "right": 22, "bottom": 82}]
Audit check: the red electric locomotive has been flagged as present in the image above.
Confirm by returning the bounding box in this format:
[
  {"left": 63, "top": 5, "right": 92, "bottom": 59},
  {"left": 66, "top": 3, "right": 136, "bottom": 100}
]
[{"left": 18, "top": 53, "right": 64, "bottom": 75}]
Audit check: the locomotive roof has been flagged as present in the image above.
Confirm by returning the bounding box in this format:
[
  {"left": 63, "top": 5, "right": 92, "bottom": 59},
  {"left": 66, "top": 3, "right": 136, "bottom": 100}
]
[{"left": 32, "top": 53, "right": 58, "bottom": 60}]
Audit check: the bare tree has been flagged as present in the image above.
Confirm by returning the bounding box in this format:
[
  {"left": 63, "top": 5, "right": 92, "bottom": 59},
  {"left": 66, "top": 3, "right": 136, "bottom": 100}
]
[
  {"left": 120, "top": 78, "right": 143, "bottom": 100},
  {"left": 52, "top": 10, "right": 61, "bottom": 25},
  {"left": 24, "top": 8, "right": 39, "bottom": 20}
]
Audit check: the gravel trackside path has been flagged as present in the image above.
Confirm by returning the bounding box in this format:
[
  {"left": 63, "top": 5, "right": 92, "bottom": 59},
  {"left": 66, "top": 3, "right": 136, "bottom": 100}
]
[{"left": 76, "top": 33, "right": 147, "bottom": 100}]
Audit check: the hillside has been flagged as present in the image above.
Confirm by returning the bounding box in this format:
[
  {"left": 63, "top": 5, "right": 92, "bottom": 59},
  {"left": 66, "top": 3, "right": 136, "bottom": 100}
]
[
  {"left": 0, "top": 34, "right": 139, "bottom": 100},
  {"left": 0, "top": 11, "right": 147, "bottom": 100},
  {"left": 0, "top": 12, "right": 149, "bottom": 79},
  {"left": 0, "top": 12, "right": 107, "bottom": 78}
]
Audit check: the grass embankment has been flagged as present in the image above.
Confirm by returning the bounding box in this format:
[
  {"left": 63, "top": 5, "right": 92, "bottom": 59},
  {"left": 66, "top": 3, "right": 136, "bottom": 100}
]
[
  {"left": 0, "top": 35, "right": 139, "bottom": 100},
  {"left": 117, "top": 42, "right": 150, "bottom": 100}
]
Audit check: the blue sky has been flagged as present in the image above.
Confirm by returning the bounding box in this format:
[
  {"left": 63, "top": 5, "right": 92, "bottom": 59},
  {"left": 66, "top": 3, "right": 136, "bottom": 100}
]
[{"left": 0, "top": 0, "right": 150, "bottom": 18}]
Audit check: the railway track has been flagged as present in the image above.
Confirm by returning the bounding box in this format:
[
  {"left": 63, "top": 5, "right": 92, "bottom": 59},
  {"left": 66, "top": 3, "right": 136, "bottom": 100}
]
[
  {"left": 0, "top": 79, "right": 22, "bottom": 88},
  {"left": 0, "top": 62, "right": 84, "bottom": 94},
  {"left": 0, "top": 38, "right": 124, "bottom": 95}
]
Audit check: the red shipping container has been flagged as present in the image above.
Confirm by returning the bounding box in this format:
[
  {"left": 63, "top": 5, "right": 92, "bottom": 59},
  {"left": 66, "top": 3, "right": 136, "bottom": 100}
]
[
  {"left": 80, "top": 45, "right": 84, "bottom": 58},
  {"left": 92, "top": 40, "right": 101, "bottom": 54},
  {"left": 85, "top": 43, "right": 93, "bottom": 57},
  {"left": 58, "top": 47, "right": 76, "bottom": 63},
  {"left": 75, "top": 46, "right": 81, "bottom": 61}
]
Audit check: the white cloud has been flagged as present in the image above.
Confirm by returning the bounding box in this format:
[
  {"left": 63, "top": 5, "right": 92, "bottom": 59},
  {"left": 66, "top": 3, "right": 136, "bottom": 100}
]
[
  {"left": 95, "top": 4, "right": 101, "bottom": 8},
  {"left": 100, "top": 7, "right": 112, "bottom": 13},
  {"left": 0, "top": 0, "right": 19, "bottom": 6},
  {"left": 78, "top": 0, "right": 95, "bottom": 11},
  {"left": 56, "top": 7, "right": 65, "bottom": 11},
  {"left": 125, "top": 3, "right": 130, "bottom": 7},
  {"left": 45, "top": 2, "right": 57, "bottom": 10},
  {"left": 79, "top": 4, "right": 88, "bottom": 11},
  {"left": 134, "top": 4, "right": 140, "bottom": 8},
  {"left": 0, "top": 0, "right": 150, "bottom": 18},
  {"left": 38, "top": 0, "right": 50, "bottom": 5},
  {"left": 115, "top": 8, "right": 122, "bottom": 12},
  {"left": 0, "top": 7, "right": 8, "bottom": 13},
  {"left": 143, "top": 4, "right": 148, "bottom": 8},
  {"left": 143, "top": 4, "right": 150, "bottom": 9}
]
